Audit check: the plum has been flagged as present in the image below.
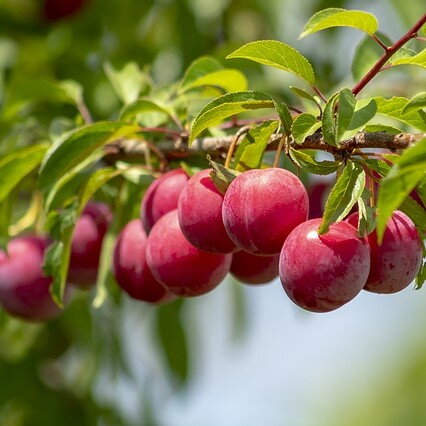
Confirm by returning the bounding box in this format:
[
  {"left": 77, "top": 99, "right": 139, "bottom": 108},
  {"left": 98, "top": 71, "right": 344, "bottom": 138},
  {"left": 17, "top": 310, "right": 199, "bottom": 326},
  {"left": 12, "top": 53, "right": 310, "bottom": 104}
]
[
  {"left": 279, "top": 219, "right": 370, "bottom": 313},
  {"left": 178, "top": 169, "right": 237, "bottom": 253},
  {"left": 113, "top": 219, "right": 174, "bottom": 304},
  {"left": 146, "top": 210, "right": 232, "bottom": 297},
  {"left": 347, "top": 210, "right": 422, "bottom": 294},
  {"left": 141, "top": 169, "right": 189, "bottom": 234},
  {"left": 222, "top": 168, "right": 309, "bottom": 255},
  {"left": 0, "top": 236, "right": 61, "bottom": 321},
  {"left": 231, "top": 251, "right": 279, "bottom": 285},
  {"left": 68, "top": 202, "right": 112, "bottom": 288}
]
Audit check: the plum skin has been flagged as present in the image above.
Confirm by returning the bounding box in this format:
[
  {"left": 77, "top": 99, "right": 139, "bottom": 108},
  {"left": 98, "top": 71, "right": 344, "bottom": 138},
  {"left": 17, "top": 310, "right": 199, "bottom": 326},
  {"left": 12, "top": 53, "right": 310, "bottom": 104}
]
[
  {"left": 68, "top": 202, "right": 112, "bottom": 288},
  {"left": 146, "top": 210, "right": 232, "bottom": 297},
  {"left": 113, "top": 219, "right": 174, "bottom": 304},
  {"left": 0, "top": 236, "right": 61, "bottom": 322},
  {"left": 347, "top": 210, "right": 422, "bottom": 294},
  {"left": 178, "top": 169, "right": 237, "bottom": 253},
  {"left": 222, "top": 168, "right": 309, "bottom": 255},
  {"left": 141, "top": 169, "right": 189, "bottom": 234},
  {"left": 279, "top": 219, "right": 370, "bottom": 313},
  {"left": 231, "top": 251, "right": 279, "bottom": 285}
]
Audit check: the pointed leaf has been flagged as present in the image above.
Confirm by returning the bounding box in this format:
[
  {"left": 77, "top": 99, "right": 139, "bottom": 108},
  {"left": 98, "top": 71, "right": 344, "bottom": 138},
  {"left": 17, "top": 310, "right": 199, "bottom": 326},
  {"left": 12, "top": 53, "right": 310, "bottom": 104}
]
[
  {"left": 318, "top": 161, "right": 366, "bottom": 234},
  {"left": 289, "top": 149, "right": 341, "bottom": 175},
  {"left": 402, "top": 92, "right": 426, "bottom": 114},
  {"left": 207, "top": 155, "right": 240, "bottom": 194},
  {"left": 120, "top": 99, "right": 172, "bottom": 121},
  {"left": 181, "top": 56, "right": 222, "bottom": 90},
  {"left": 322, "top": 93, "right": 339, "bottom": 146},
  {"left": 273, "top": 99, "right": 293, "bottom": 136},
  {"left": 337, "top": 88, "right": 356, "bottom": 141},
  {"left": 391, "top": 48, "right": 426, "bottom": 70},
  {"left": 291, "top": 113, "right": 321, "bottom": 144},
  {"left": 0, "top": 144, "right": 48, "bottom": 204},
  {"left": 226, "top": 41, "right": 315, "bottom": 84},
  {"left": 39, "top": 122, "right": 138, "bottom": 196},
  {"left": 300, "top": 8, "right": 378, "bottom": 38},
  {"left": 189, "top": 91, "right": 274, "bottom": 142},
  {"left": 181, "top": 69, "right": 248, "bottom": 93},
  {"left": 357, "top": 189, "right": 376, "bottom": 237},
  {"left": 234, "top": 121, "right": 279, "bottom": 171}
]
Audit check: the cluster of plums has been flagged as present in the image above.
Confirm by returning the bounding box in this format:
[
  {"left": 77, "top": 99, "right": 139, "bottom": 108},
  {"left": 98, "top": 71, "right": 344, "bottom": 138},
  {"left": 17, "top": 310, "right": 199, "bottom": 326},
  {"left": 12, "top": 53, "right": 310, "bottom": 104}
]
[{"left": 0, "top": 166, "right": 423, "bottom": 322}]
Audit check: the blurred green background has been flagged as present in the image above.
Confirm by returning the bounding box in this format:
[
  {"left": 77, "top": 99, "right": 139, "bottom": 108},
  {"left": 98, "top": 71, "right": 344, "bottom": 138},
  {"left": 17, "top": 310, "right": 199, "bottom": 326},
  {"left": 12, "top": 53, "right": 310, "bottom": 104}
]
[{"left": 0, "top": 0, "right": 425, "bottom": 425}]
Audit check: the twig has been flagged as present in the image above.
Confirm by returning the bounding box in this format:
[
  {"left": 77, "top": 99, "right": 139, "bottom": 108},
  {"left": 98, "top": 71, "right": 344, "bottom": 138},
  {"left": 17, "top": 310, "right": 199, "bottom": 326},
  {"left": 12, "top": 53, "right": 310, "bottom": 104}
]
[
  {"left": 371, "top": 34, "right": 389, "bottom": 51},
  {"left": 312, "top": 86, "right": 327, "bottom": 103},
  {"left": 77, "top": 101, "right": 93, "bottom": 124},
  {"left": 352, "top": 13, "right": 426, "bottom": 96}
]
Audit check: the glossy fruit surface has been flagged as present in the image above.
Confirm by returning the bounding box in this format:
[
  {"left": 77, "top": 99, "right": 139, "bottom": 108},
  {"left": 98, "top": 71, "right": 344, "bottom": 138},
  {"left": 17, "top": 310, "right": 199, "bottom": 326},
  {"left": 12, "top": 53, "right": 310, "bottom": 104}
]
[
  {"left": 141, "top": 169, "right": 189, "bottom": 233},
  {"left": 0, "top": 236, "right": 61, "bottom": 321},
  {"left": 347, "top": 211, "right": 422, "bottom": 294},
  {"left": 146, "top": 210, "right": 232, "bottom": 297},
  {"left": 68, "top": 202, "right": 112, "bottom": 288},
  {"left": 222, "top": 168, "right": 309, "bottom": 255},
  {"left": 231, "top": 251, "right": 279, "bottom": 285},
  {"left": 178, "top": 169, "right": 237, "bottom": 253},
  {"left": 280, "top": 219, "right": 370, "bottom": 313},
  {"left": 113, "top": 219, "right": 174, "bottom": 303}
]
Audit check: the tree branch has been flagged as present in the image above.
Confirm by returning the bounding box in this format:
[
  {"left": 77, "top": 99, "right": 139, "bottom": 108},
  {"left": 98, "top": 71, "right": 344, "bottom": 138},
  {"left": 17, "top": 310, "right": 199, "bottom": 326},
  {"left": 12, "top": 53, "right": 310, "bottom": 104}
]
[
  {"left": 104, "top": 132, "right": 425, "bottom": 162},
  {"left": 352, "top": 13, "right": 426, "bottom": 96}
]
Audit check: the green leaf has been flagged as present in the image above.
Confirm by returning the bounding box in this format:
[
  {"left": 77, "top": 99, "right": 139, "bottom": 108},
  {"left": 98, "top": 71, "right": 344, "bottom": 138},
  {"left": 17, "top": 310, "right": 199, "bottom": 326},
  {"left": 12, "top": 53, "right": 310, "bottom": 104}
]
[
  {"left": 357, "top": 189, "right": 376, "bottom": 237},
  {"left": 291, "top": 113, "right": 321, "bottom": 144},
  {"left": 374, "top": 96, "right": 426, "bottom": 131},
  {"left": 389, "top": 47, "right": 417, "bottom": 63},
  {"left": 273, "top": 99, "right": 293, "bottom": 136},
  {"left": 290, "top": 86, "right": 318, "bottom": 105},
  {"left": 189, "top": 91, "right": 274, "bottom": 142},
  {"left": 376, "top": 138, "right": 426, "bottom": 242},
  {"left": 120, "top": 99, "right": 172, "bottom": 122},
  {"left": 104, "top": 62, "right": 146, "bottom": 105},
  {"left": 346, "top": 98, "right": 377, "bottom": 133},
  {"left": 322, "top": 93, "right": 339, "bottom": 146},
  {"left": 181, "top": 56, "right": 222, "bottom": 90},
  {"left": 352, "top": 33, "right": 392, "bottom": 81},
  {"left": 400, "top": 195, "right": 426, "bottom": 235},
  {"left": 402, "top": 92, "right": 426, "bottom": 114},
  {"left": 0, "top": 144, "right": 48, "bottom": 204},
  {"left": 391, "top": 48, "right": 426, "bottom": 70},
  {"left": 226, "top": 40, "right": 315, "bottom": 84},
  {"left": 39, "top": 122, "right": 138, "bottom": 196},
  {"left": 43, "top": 202, "right": 79, "bottom": 307},
  {"left": 318, "top": 161, "right": 366, "bottom": 234},
  {"left": 155, "top": 300, "right": 190, "bottom": 386},
  {"left": 182, "top": 68, "right": 248, "bottom": 93},
  {"left": 300, "top": 8, "right": 378, "bottom": 38},
  {"left": 0, "top": 193, "right": 13, "bottom": 251},
  {"left": 207, "top": 155, "right": 240, "bottom": 194},
  {"left": 234, "top": 121, "right": 279, "bottom": 171},
  {"left": 289, "top": 149, "right": 341, "bottom": 175},
  {"left": 337, "top": 88, "right": 356, "bottom": 141},
  {"left": 416, "top": 178, "right": 426, "bottom": 206},
  {"left": 363, "top": 123, "right": 401, "bottom": 134},
  {"left": 58, "top": 80, "right": 83, "bottom": 105}
]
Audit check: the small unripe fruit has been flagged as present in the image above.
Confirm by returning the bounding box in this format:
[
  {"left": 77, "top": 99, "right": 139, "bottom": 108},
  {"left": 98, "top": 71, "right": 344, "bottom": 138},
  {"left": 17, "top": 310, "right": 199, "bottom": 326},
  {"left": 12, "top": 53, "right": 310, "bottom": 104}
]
[
  {"left": 68, "top": 202, "right": 112, "bottom": 288},
  {"left": 222, "top": 168, "right": 309, "bottom": 255},
  {"left": 113, "top": 220, "right": 174, "bottom": 304},
  {"left": 0, "top": 236, "right": 61, "bottom": 322},
  {"left": 280, "top": 219, "right": 370, "bottom": 313},
  {"left": 146, "top": 210, "right": 232, "bottom": 297},
  {"left": 347, "top": 211, "right": 422, "bottom": 294},
  {"left": 178, "top": 169, "right": 237, "bottom": 253},
  {"left": 231, "top": 251, "right": 279, "bottom": 285},
  {"left": 141, "top": 169, "right": 189, "bottom": 234}
]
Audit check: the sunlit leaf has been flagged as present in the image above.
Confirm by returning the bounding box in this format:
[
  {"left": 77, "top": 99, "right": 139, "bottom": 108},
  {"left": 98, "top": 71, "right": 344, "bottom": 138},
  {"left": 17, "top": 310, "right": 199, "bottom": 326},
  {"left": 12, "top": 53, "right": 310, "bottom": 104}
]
[
  {"left": 227, "top": 40, "right": 315, "bottom": 84},
  {"left": 300, "top": 8, "right": 378, "bottom": 38},
  {"left": 289, "top": 149, "right": 341, "bottom": 175},
  {"left": 291, "top": 113, "right": 321, "bottom": 144}
]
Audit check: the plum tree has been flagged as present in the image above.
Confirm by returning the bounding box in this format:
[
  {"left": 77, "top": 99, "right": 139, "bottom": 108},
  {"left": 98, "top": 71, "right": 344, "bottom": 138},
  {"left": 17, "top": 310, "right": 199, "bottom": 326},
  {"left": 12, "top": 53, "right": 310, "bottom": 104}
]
[
  {"left": 178, "top": 169, "right": 237, "bottom": 253},
  {"left": 279, "top": 219, "right": 370, "bottom": 313},
  {"left": 0, "top": 236, "right": 61, "bottom": 321},
  {"left": 347, "top": 211, "right": 422, "bottom": 294},
  {"left": 68, "top": 202, "right": 112, "bottom": 288},
  {"left": 113, "top": 219, "right": 174, "bottom": 304},
  {"left": 141, "top": 169, "right": 189, "bottom": 233},
  {"left": 231, "top": 251, "right": 279, "bottom": 285},
  {"left": 222, "top": 168, "right": 309, "bottom": 255},
  {"left": 146, "top": 210, "right": 232, "bottom": 297}
]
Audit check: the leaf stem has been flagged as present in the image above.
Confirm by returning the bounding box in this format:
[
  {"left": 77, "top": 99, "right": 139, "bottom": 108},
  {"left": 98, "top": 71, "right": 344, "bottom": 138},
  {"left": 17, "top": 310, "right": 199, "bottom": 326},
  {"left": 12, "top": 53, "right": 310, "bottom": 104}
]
[
  {"left": 224, "top": 126, "right": 250, "bottom": 168},
  {"left": 371, "top": 34, "right": 389, "bottom": 51},
  {"left": 312, "top": 85, "right": 327, "bottom": 103},
  {"left": 352, "top": 13, "right": 426, "bottom": 96},
  {"left": 273, "top": 135, "right": 287, "bottom": 168}
]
